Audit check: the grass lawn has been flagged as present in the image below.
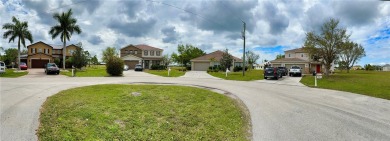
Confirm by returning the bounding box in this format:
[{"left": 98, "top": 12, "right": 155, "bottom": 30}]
[
  {"left": 37, "top": 84, "right": 250, "bottom": 140},
  {"left": 145, "top": 67, "right": 186, "bottom": 77},
  {"left": 208, "top": 69, "right": 264, "bottom": 81},
  {"left": 300, "top": 70, "right": 390, "bottom": 100},
  {"left": 0, "top": 69, "right": 28, "bottom": 78},
  {"left": 60, "top": 65, "right": 109, "bottom": 77}
]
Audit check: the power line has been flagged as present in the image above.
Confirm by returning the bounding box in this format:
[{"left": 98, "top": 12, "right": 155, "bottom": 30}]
[{"left": 49, "top": 0, "right": 89, "bottom": 12}]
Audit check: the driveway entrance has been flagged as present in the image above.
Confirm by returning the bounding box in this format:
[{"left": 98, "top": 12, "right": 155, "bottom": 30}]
[{"left": 181, "top": 71, "right": 221, "bottom": 79}]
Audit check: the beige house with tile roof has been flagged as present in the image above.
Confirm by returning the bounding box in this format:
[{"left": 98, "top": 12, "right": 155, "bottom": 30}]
[
  {"left": 190, "top": 50, "right": 243, "bottom": 71},
  {"left": 270, "top": 47, "right": 334, "bottom": 74},
  {"left": 120, "top": 44, "right": 163, "bottom": 69}
]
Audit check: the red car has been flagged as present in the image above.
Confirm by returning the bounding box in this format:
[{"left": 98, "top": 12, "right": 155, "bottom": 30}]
[{"left": 20, "top": 62, "right": 28, "bottom": 70}]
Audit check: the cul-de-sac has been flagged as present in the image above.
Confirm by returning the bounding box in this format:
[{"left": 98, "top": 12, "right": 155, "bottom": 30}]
[{"left": 1, "top": 0, "right": 390, "bottom": 140}]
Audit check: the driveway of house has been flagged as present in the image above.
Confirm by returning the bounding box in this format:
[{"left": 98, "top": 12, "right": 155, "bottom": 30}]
[
  {"left": 1, "top": 76, "right": 390, "bottom": 140},
  {"left": 21, "top": 69, "right": 66, "bottom": 78},
  {"left": 257, "top": 75, "right": 305, "bottom": 86},
  {"left": 122, "top": 70, "right": 157, "bottom": 77},
  {"left": 180, "top": 71, "right": 221, "bottom": 79}
]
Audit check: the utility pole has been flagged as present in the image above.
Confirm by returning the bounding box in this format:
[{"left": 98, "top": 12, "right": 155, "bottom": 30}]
[{"left": 242, "top": 21, "right": 246, "bottom": 76}]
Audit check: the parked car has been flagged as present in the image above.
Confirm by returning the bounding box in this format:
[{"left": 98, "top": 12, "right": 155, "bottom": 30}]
[
  {"left": 289, "top": 66, "right": 302, "bottom": 77},
  {"left": 45, "top": 63, "right": 60, "bottom": 75},
  {"left": 124, "top": 65, "right": 129, "bottom": 71},
  {"left": 0, "top": 61, "right": 5, "bottom": 74},
  {"left": 20, "top": 62, "right": 28, "bottom": 70},
  {"left": 278, "top": 67, "right": 287, "bottom": 76},
  {"left": 264, "top": 67, "right": 282, "bottom": 80},
  {"left": 134, "top": 64, "right": 143, "bottom": 71}
]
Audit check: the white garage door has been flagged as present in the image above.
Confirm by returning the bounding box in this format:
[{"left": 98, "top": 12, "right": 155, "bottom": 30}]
[{"left": 193, "top": 62, "right": 210, "bottom": 71}]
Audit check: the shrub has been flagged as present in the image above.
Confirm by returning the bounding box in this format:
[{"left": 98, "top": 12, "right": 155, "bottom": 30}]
[
  {"left": 233, "top": 66, "right": 248, "bottom": 72},
  {"left": 106, "top": 57, "right": 124, "bottom": 76},
  {"left": 54, "top": 58, "right": 60, "bottom": 66},
  {"left": 151, "top": 64, "right": 166, "bottom": 70}
]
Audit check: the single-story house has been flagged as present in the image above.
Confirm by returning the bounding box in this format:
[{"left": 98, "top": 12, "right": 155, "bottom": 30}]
[
  {"left": 190, "top": 50, "right": 243, "bottom": 71},
  {"left": 383, "top": 64, "right": 390, "bottom": 71}
]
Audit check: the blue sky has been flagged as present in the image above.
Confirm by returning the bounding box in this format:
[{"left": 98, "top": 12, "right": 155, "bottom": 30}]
[{"left": 0, "top": 0, "right": 389, "bottom": 66}]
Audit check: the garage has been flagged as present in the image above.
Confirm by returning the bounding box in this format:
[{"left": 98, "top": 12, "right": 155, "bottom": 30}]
[
  {"left": 124, "top": 60, "right": 139, "bottom": 69},
  {"left": 285, "top": 64, "right": 305, "bottom": 70},
  {"left": 192, "top": 62, "right": 210, "bottom": 71},
  {"left": 31, "top": 59, "right": 49, "bottom": 68}
]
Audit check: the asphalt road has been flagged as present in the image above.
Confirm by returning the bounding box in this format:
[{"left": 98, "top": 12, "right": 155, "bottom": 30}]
[{"left": 1, "top": 71, "right": 390, "bottom": 140}]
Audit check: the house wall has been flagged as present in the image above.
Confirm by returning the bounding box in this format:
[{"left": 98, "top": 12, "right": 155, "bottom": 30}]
[
  {"left": 142, "top": 50, "right": 163, "bottom": 58},
  {"left": 28, "top": 42, "right": 53, "bottom": 56},
  {"left": 120, "top": 46, "right": 142, "bottom": 58},
  {"left": 383, "top": 66, "right": 390, "bottom": 71},
  {"left": 285, "top": 51, "right": 309, "bottom": 61},
  {"left": 65, "top": 45, "right": 79, "bottom": 57}
]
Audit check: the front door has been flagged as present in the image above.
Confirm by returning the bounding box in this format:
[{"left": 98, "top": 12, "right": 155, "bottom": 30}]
[
  {"left": 144, "top": 60, "right": 149, "bottom": 69},
  {"left": 316, "top": 65, "right": 321, "bottom": 73}
]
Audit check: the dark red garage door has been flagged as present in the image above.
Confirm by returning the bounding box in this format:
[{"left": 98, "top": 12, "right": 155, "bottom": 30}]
[{"left": 31, "top": 59, "right": 49, "bottom": 68}]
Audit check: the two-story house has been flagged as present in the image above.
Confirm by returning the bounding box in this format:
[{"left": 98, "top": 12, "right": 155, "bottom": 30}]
[
  {"left": 27, "top": 41, "right": 80, "bottom": 68},
  {"left": 120, "top": 44, "right": 163, "bottom": 69},
  {"left": 270, "top": 47, "right": 334, "bottom": 74}
]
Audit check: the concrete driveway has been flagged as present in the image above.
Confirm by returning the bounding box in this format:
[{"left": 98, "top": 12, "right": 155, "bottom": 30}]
[
  {"left": 257, "top": 75, "right": 305, "bottom": 86},
  {"left": 1, "top": 76, "right": 390, "bottom": 140},
  {"left": 122, "top": 70, "right": 157, "bottom": 77},
  {"left": 21, "top": 69, "right": 66, "bottom": 78},
  {"left": 180, "top": 71, "right": 221, "bottom": 79}
]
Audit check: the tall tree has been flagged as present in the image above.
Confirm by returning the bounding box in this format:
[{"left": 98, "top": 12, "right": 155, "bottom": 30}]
[
  {"left": 91, "top": 55, "right": 99, "bottom": 66},
  {"left": 220, "top": 49, "right": 233, "bottom": 71},
  {"left": 245, "top": 50, "right": 260, "bottom": 69},
  {"left": 171, "top": 44, "right": 205, "bottom": 67},
  {"left": 49, "top": 9, "right": 82, "bottom": 69},
  {"left": 339, "top": 41, "right": 365, "bottom": 73},
  {"left": 102, "top": 47, "right": 118, "bottom": 63},
  {"left": 304, "top": 18, "right": 349, "bottom": 76},
  {"left": 2, "top": 16, "right": 33, "bottom": 70},
  {"left": 275, "top": 54, "right": 285, "bottom": 59}
]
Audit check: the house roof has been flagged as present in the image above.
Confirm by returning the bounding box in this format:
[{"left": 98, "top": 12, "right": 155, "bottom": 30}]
[
  {"left": 27, "top": 41, "right": 79, "bottom": 49},
  {"left": 190, "top": 50, "right": 243, "bottom": 62},
  {"left": 284, "top": 47, "right": 305, "bottom": 53},
  {"left": 122, "top": 44, "right": 163, "bottom": 51},
  {"left": 270, "top": 57, "right": 308, "bottom": 63},
  {"left": 383, "top": 64, "right": 390, "bottom": 67}
]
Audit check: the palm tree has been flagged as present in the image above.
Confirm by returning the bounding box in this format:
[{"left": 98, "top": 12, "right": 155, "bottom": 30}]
[
  {"left": 3, "top": 16, "right": 33, "bottom": 70},
  {"left": 49, "top": 9, "right": 82, "bottom": 69}
]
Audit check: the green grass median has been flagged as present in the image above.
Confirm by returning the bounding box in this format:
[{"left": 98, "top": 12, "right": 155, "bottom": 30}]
[{"left": 37, "top": 84, "right": 250, "bottom": 140}]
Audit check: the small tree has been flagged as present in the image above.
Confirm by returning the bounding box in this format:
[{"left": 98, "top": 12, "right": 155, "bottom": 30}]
[
  {"left": 102, "top": 47, "right": 118, "bottom": 63},
  {"left": 3, "top": 48, "right": 18, "bottom": 66},
  {"left": 339, "top": 41, "right": 365, "bottom": 73},
  {"left": 162, "top": 54, "right": 172, "bottom": 67},
  {"left": 72, "top": 47, "right": 87, "bottom": 69},
  {"left": 54, "top": 58, "right": 60, "bottom": 66},
  {"left": 275, "top": 54, "right": 285, "bottom": 59},
  {"left": 91, "top": 55, "right": 99, "bottom": 66},
  {"left": 246, "top": 50, "right": 260, "bottom": 70},
  {"left": 171, "top": 44, "right": 205, "bottom": 67},
  {"left": 220, "top": 49, "right": 233, "bottom": 71}
]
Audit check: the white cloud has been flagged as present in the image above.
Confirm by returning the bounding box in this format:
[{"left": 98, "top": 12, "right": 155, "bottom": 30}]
[{"left": 1, "top": 0, "right": 389, "bottom": 65}]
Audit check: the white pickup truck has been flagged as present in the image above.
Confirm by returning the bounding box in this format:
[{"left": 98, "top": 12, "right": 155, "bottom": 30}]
[{"left": 289, "top": 66, "right": 302, "bottom": 77}]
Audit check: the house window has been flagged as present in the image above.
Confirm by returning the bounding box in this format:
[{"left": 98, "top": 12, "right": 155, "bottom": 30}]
[
  {"left": 156, "top": 51, "right": 160, "bottom": 56},
  {"left": 135, "top": 51, "right": 137, "bottom": 54},
  {"left": 125, "top": 50, "right": 128, "bottom": 53},
  {"left": 130, "top": 50, "right": 133, "bottom": 54},
  {"left": 144, "top": 50, "right": 148, "bottom": 56},
  {"left": 38, "top": 48, "right": 42, "bottom": 53},
  {"left": 288, "top": 54, "right": 290, "bottom": 57},
  {"left": 301, "top": 54, "right": 303, "bottom": 57},
  {"left": 150, "top": 51, "right": 154, "bottom": 56}
]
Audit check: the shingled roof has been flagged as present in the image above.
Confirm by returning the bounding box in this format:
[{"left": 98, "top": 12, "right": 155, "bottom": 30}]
[
  {"left": 270, "top": 57, "right": 308, "bottom": 63},
  {"left": 285, "top": 47, "right": 305, "bottom": 53},
  {"left": 191, "top": 50, "right": 243, "bottom": 62}
]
